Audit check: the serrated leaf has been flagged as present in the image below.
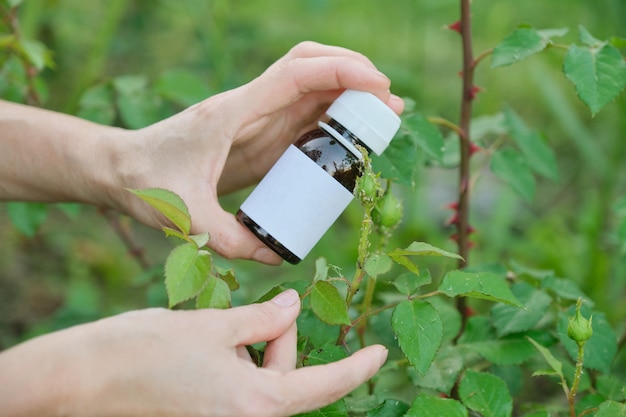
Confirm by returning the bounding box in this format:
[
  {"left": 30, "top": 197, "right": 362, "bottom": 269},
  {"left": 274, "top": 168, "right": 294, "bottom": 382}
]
[
  {"left": 521, "top": 411, "right": 551, "bottom": 417},
  {"left": 165, "top": 243, "right": 211, "bottom": 307},
  {"left": 492, "top": 27, "right": 548, "bottom": 68},
  {"left": 391, "top": 299, "right": 443, "bottom": 375},
  {"left": 563, "top": 43, "right": 626, "bottom": 115},
  {"left": 541, "top": 275, "right": 591, "bottom": 303},
  {"left": 310, "top": 281, "right": 350, "bottom": 325},
  {"left": 297, "top": 308, "right": 340, "bottom": 348},
  {"left": 595, "top": 400, "right": 626, "bottom": 417},
  {"left": 409, "top": 345, "right": 464, "bottom": 394},
  {"left": 503, "top": 107, "right": 558, "bottom": 180},
  {"left": 491, "top": 147, "right": 536, "bottom": 201},
  {"left": 128, "top": 188, "right": 191, "bottom": 235},
  {"left": 405, "top": 394, "right": 467, "bottom": 417},
  {"left": 196, "top": 274, "right": 230, "bottom": 309},
  {"left": 597, "top": 375, "right": 626, "bottom": 401},
  {"left": 366, "top": 400, "right": 410, "bottom": 417},
  {"left": 491, "top": 282, "right": 552, "bottom": 337},
  {"left": 189, "top": 232, "right": 210, "bottom": 248},
  {"left": 526, "top": 337, "right": 564, "bottom": 377},
  {"left": 459, "top": 370, "right": 513, "bottom": 417},
  {"left": 391, "top": 271, "right": 432, "bottom": 296},
  {"left": 364, "top": 252, "right": 393, "bottom": 277},
  {"left": 557, "top": 305, "right": 617, "bottom": 373},
  {"left": 439, "top": 270, "right": 523, "bottom": 307},
  {"left": 6, "top": 202, "right": 48, "bottom": 237},
  {"left": 304, "top": 343, "right": 348, "bottom": 366},
  {"left": 403, "top": 113, "right": 445, "bottom": 163},
  {"left": 20, "top": 39, "right": 50, "bottom": 71},
  {"left": 371, "top": 132, "right": 417, "bottom": 186},
  {"left": 389, "top": 241, "right": 463, "bottom": 259}
]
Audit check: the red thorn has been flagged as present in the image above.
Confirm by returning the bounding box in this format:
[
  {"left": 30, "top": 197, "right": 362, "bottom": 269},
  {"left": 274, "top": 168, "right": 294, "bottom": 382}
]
[
  {"left": 446, "top": 213, "right": 459, "bottom": 226},
  {"left": 439, "top": 392, "right": 450, "bottom": 398},
  {"left": 468, "top": 85, "right": 484, "bottom": 100},
  {"left": 447, "top": 20, "right": 462, "bottom": 34},
  {"left": 467, "top": 225, "right": 476, "bottom": 234},
  {"left": 469, "top": 142, "right": 482, "bottom": 156},
  {"left": 468, "top": 241, "right": 476, "bottom": 249},
  {"left": 445, "top": 201, "right": 459, "bottom": 211},
  {"left": 457, "top": 70, "right": 464, "bottom": 78},
  {"left": 464, "top": 306, "right": 476, "bottom": 317}
]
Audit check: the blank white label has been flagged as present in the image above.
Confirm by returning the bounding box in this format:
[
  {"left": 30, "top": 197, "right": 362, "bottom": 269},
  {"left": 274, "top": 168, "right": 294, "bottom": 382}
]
[{"left": 240, "top": 145, "right": 354, "bottom": 260}]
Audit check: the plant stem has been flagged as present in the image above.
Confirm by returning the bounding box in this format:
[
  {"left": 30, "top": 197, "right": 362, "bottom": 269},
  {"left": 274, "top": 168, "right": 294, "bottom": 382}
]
[
  {"left": 100, "top": 209, "right": 152, "bottom": 271},
  {"left": 457, "top": 0, "right": 474, "bottom": 269},
  {"left": 569, "top": 343, "right": 586, "bottom": 417}
]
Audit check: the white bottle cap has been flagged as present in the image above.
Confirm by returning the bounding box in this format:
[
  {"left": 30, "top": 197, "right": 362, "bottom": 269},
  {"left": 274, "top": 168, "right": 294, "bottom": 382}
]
[{"left": 325, "top": 89, "right": 401, "bottom": 156}]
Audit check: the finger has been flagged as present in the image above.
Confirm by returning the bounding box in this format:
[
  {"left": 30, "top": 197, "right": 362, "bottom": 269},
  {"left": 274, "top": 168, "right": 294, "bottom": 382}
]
[
  {"left": 225, "top": 289, "right": 301, "bottom": 346},
  {"left": 262, "top": 321, "right": 297, "bottom": 372},
  {"left": 198, "top": 198, "right": 282, "bottom": 265},
  {"left": 275, "top": 345, "right": 389, "bottom": 415},
  {"left": 283, "top": 41, "right": 377, "bottom": 70}
]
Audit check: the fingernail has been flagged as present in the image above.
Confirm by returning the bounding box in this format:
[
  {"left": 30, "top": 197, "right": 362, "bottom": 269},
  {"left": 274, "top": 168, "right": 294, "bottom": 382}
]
[
  {"left": 378, "top": 347, "right": 389, "bottom": 367},
  {"left": 271, "top": 289, "right": 299, "bottom": 308}
]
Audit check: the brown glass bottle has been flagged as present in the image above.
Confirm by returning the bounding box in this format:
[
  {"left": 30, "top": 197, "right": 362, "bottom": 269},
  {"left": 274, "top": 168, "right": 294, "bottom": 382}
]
[{"left": 236, "top": 120, "right": 369, "bottom": 264}]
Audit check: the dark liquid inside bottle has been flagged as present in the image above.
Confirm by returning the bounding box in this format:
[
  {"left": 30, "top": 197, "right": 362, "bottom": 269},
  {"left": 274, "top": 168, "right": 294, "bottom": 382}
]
[{"left": 237, "top": 120, "right": 369, "bottom": 264}]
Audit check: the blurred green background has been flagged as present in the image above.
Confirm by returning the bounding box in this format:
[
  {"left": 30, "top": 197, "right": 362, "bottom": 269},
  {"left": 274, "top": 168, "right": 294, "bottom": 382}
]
[{"left": 1, "top": 0, "right": 625, "bottom": 352}]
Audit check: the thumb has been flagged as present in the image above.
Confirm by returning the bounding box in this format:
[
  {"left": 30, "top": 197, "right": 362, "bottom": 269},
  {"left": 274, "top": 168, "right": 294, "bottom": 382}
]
[{"left": 225, "top": 289, "right": 301, "bottom": 346}]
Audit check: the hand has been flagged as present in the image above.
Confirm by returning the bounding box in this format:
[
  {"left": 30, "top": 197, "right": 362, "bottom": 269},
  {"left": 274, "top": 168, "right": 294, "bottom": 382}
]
[
  {"left": 114, "top": 41, "right": 404, "bottom": 264},
  {"left": 0, "top": 290, "right": 388, "bottom": 417}
]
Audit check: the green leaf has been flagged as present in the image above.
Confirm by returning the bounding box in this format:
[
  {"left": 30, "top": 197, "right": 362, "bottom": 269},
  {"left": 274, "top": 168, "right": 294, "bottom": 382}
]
[
  {"left": 297, "top": 308, "right": 340, "bottom": 348},
  {"left": 371, "top": 132, "right": 417, "bottom": 186},
  {"left": 609, "top": 36, "right": 626, "bottom": 48},
  {"left": 389, "top": 241, "right": 462, "bottom": 259},
  {"left": 526, "top": 337, "right": 564, "bottom": 377},
  {"left": 503, "top": 107, "right": 558, "bottom": 180},
  {"left": 388, "top": 241, "right": 462, "bottom": 275},
  {"left": 314, "top": 257, "right": 329, "bottom": 281},
  {"left": 409, "top": 345, "right": 464, "bottom": 394},
  {"left": 20, "top": 39, "right": 50, "bottom": 71},
  {"left": 366, "top": 400, "right": 410, "bottom": 417},
  {"left": 491, "top": 282, "right": 552, "bottom": 337},
  {"left": 541, "top": 275, "right": 591, "bottom": 303},
  {"left": 196, "top": 275, "right": 231, "bottom": 309},
  {"left": 521, "top": 411, "right": 551, "bottom": 417},
  {"left": 163, "top": 227, "right": 188, "bottom": 242},
  {"left": 303, "top": 343, "right": 348, "bottom": 366},
  {"left": 310, "top": 281, "right": 350, "bottom": 325},
  {"left": 597, "top": 375, "right": 626, "bottom": 401},
  {"left": 464, "top": 337, "right": 537, "bottom": 366},
  {"left": 492, "top": 27, "right": 557, "bottom": 68},
  {"left": 154, "top": 68, "right": 212, "bottom": 107},
  {"left": 595, "top": 401, "right": 626, "bottom": 417},
  {"left": 439, "top": 270, "right": 523, "bottom": 307},
  {"left": 391, "top": 299, "right": 443, "bottom": 375},
  {"left": 164, "top": 243, "right": 211, "bottom": 307},
  {"left": 557, "top": 305, "right": 617, "bottom": 373},
  {"left": 563, "top": 43, "right": 626, "bottom": 115},
  {"left": 391, "top": 271, "right": 432, "bottom": 296},
  {"left": 405, "top": 394, "right": 467, "bottom": 417},
  {"left": 6, "top": 202, "right": 48, "bottom": 237},
  {"left": 578, "top": 25, "right": 603, "bottom": 47},
  {"left": 364, "top": 252, "right": 393, "bottom": 277},
  {"left": 459, "top": 370, "right": 513, "bottom": 417},
  {"left": 403, "top": 113, "right": 445, "bottom": 163},
  {"left": 293, "top": 400, "right": 348, "bottom": 417},
  {"left": 128, "top": 188, "right": 191, "bottom": 235},
  {"left": 491, "top": 147, "right": 536, "bottom": 201},
  {"left": 215, "top": 266, "right": 239, "bottom": 291},
  {"left": 189, "top": 232, "right": 210, "bottom": 248}
]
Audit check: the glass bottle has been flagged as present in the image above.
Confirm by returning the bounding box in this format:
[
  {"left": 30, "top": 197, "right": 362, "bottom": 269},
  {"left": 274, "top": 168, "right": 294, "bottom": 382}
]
[{"left": 237, "top": 89, "right": 400, "bottom": 264}]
